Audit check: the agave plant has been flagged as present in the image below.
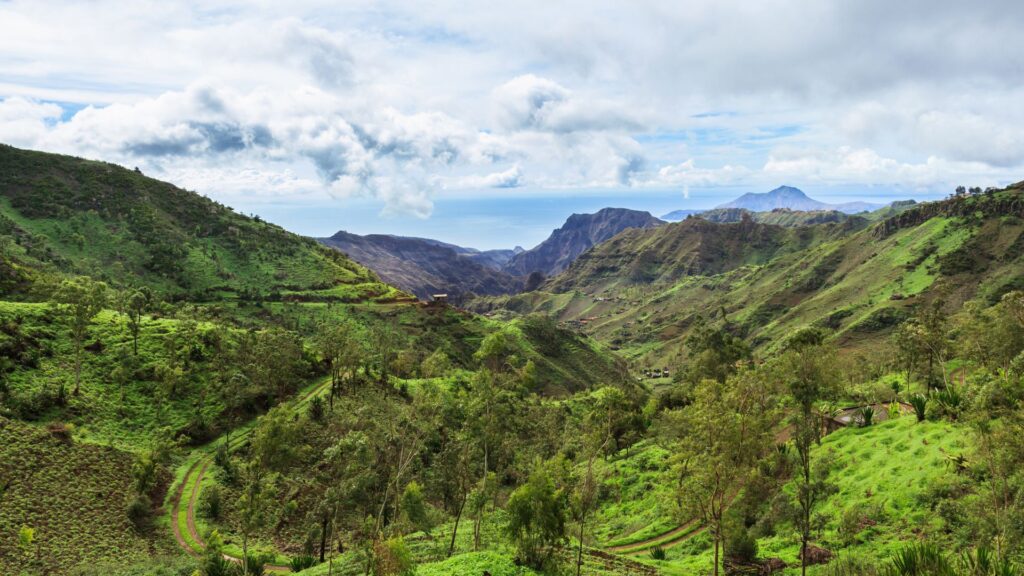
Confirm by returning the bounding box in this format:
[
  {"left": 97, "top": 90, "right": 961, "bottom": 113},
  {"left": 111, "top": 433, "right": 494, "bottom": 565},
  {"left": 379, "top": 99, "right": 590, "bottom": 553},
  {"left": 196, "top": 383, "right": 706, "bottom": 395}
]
[
  {"left": 932, "top": 386, "right": 964, "bottom": 421},
  {"left": 859, "top": 406, "right": 875, "bottom": 427},
  {"left": 959, "top": 546, "right": 1020, "bottom": 576},
  {"left": 885, "top": 542, "right": 955, "bottom": 576},
  {"left": 909, "top": 394, "right": 928, "bottom": 423},
  {"left": 650, "top": 545, "right": 667, "bottom": 560}
]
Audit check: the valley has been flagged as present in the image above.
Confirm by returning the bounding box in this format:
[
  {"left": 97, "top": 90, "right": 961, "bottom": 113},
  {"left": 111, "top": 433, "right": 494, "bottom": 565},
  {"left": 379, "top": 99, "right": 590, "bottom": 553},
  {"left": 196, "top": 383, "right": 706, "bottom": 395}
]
[{"left": 0, "top": 144, "right": 1022, "bottom": 576}]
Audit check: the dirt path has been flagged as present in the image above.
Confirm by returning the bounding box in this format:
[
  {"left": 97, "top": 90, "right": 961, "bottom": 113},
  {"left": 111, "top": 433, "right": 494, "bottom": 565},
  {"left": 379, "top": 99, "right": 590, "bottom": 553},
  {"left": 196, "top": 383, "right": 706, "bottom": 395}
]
[
  {"left": 605, "top": 517, "right": 701, "bottom": 554},
  {"left": 169, "top": 377, "right": 333, "bottom": 572}
]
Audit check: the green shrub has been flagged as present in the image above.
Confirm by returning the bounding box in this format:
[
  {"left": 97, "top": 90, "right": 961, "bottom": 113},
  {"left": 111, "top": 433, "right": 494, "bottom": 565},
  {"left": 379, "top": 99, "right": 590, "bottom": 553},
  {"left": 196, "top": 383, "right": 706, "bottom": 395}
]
[
  {"left": 724, "top": 526, "right": 758, "bottom": 563},
  {"left": 199, "top": 484, "right": 222, "bottom": 520},
  {"left": 909, "top": 394, "right": 927, "bottom": 422},
  {"left": 859, "top": 406, "right": 875, "bottom": 427},
  {"left": 125, "top": 494, "right": 153, "bottom": 531},
  {"left": 931, "top": 386, "right": 963, "bottom": 421},
  {"left": 289, "top": 554, "right": 317, "bottom": 571},
  {"left": 885, "top": 542, "right": 953, "bottom": 576},
  {"left": 307, "top": 395, "right": 325, "bottom": 422},
  {"left": 650, "top": 546, "right": 667, "bottom": 560},
  {"left": 239, "top": 554, "right": 267, "bottom": 576}
]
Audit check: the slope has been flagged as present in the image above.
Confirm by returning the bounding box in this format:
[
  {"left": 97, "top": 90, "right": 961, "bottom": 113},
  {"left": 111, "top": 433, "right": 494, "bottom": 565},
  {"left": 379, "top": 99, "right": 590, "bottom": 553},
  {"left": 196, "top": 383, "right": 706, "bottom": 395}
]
[
  {"left": 318, "top": 231, "right": 523, "bottom": 301},
  {"left": 0, "top": 144, "right": 396, "bottom": 302},
  {"left": 471, "top": 185, "right": 1024, "bottom": 367},
  {"left": 502, "top": 207, "right": 664, "bottom": 278}
]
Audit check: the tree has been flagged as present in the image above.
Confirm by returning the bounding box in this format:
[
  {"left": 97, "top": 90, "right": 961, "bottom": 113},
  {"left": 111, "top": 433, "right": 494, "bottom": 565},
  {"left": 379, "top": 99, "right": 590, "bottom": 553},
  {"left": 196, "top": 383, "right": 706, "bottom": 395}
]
[
  {"left": 315, "top": 319, "right": 363, "bottom": 407},
  {"left": 474, "top": 328, "right": 522, "bottom": 374},
  {"left": 369, "top": 323, "right": 401, "bottom": 385},
  {"left": 682, "top": 315, "right": 751, "bottom": 384},
  {"left": 400, "top": 481, "right": 434, "bottom": 537},
  {"left": 506, "top": 459, "right": 569, "bottom": 570},
  {"left": 53, "top": 277, "right": 107, "bottom": 396},
  {"left": 572, "top": 428, "right": 608, "bottom": 576},
  {"left": 124, "top": 288, "right": 149, "bottom": 355},
  {"left": 661, "top": 373, "right": 774, "bottom": 576},
  {"left": 236, "top": 461, "right": 274, "bottom": 576},
  {"left": 780, "top": 340, "right": 840, "bottom": 576},
  {"left": 420, "top": 348, "right": 452, "bottom": 378}
]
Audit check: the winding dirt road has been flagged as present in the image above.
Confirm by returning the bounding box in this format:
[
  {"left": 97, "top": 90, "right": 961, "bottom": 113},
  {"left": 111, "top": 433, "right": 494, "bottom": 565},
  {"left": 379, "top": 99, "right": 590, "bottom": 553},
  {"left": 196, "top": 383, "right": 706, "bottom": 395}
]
[{"left": 168, "top": 377, "right": 333, "bottom": 572}]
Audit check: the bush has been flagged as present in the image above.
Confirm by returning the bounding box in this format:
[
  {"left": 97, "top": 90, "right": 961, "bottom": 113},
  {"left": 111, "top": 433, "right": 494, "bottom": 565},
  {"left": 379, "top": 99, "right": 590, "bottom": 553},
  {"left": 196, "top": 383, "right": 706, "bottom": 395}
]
[
  {"left": 909, "top": 394, "right": 927, "bottom": 422},
  {"left": 239, "top": 554, "right": 267, "bottom": 576},
  {"left": 126, "top": 494, "right": 153, "bottom": 531},
  {"left": 724, "top": 527, "right": 758, "bottom": 563},
  {"left": 200, "top": 552, "right": 233, "bottom": 576},
  {"left": 859, "top": 406, "right": 875, "bottom": 427},
  {"left": 307, "top": 395, "right": 325, "bottom": 422},
  {"left": 199, "top": 485, "right": 222, "bottom": 520},
  {"left": 886, "top": 542, "right": 952, "bottom": 575},
  {"left": 289, "top": 554, "right": 317, "bottom": 571},
  {"left": 650, "top": 546, "right": 667, "bottom": 560},
  {"left": 372, "top": 537, "right": 416, "bottom": 576},
  {"left": 930, "top": 386, "right": 963, "bottom": 421}
]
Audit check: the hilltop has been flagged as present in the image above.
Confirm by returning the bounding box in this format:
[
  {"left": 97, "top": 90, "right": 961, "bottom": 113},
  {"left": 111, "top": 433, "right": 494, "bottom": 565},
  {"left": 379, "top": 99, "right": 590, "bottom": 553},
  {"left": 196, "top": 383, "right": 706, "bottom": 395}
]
[
  {"left": 470, "top": 184, "right": 1024, "bottom": 366},
  {"left": 0, "top": 144, "right": 397, "bottom": 303},
  {"left": 502, "top": 207, "right": 665, "bottom": 278},
  {"left": 318, "top": 231, "right": 523, "bottom": 302},
  {"left": 717, "top": 185, "right": 884, "bottom": 213}
]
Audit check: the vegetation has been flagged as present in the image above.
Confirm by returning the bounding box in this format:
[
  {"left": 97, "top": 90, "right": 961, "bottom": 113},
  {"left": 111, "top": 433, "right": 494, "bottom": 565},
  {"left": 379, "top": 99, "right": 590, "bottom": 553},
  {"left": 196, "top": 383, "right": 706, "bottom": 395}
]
[{"left": 0, "top": 145, "right": 1022, "bottom": 576}]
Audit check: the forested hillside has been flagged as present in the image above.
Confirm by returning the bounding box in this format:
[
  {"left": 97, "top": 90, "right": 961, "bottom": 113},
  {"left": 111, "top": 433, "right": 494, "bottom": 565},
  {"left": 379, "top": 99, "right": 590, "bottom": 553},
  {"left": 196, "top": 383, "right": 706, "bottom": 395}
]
[
  {"left": 472, "top": 185, "right": 1024, "bottom": 367},
  {"left": 1, "top": 145, "right": 1023, "bottom": 576}
]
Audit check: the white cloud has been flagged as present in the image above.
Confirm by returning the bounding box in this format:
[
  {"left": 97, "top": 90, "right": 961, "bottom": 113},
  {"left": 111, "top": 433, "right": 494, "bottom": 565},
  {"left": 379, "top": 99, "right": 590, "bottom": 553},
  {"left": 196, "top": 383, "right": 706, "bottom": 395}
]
[
  {"left": 762, "top": 146, "right": 1004, "bottom": 189},
  {"left": 1, "top": 0, "right": 1023, "bottom": 218}
]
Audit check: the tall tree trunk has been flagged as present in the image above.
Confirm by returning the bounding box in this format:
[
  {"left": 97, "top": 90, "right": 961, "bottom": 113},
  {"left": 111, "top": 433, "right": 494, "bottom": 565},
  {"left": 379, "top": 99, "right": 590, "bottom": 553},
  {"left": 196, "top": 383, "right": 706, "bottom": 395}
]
[
  {"left": 448, "top": 491, "right": 467, "bottom": 558},
  {"left": 74, "top": 346, "right": 82, "bottom": 395},
  {"left": 575, "top": 506, "right": 588, "bottom": 576},
  {"left": 713, "top": 534, "right": 720, "bottom": 576},
  {"left": 320, "top": 511, "right": 329, "bottom": 562}
]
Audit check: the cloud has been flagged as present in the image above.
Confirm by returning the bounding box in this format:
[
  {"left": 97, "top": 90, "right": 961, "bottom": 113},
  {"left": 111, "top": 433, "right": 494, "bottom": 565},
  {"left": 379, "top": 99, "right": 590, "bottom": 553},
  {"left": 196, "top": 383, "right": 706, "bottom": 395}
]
[
  {"left": 0, "top": 97, "right": 61, "bottom": 146},
  {"left": 1, "top": 0, "right": 1023, "bottom": 218},
  {"left": 493, "top": 74, "right": 640, "bottom": 133},
  {"left": 647, "top": 159, "right": 751, "bottom": 187},
  {"left": 762, "top": 146, "right": 1003, "bottom": 188},
  {"left": 455, "top": 165, "right": 524, "bottom": 189}
]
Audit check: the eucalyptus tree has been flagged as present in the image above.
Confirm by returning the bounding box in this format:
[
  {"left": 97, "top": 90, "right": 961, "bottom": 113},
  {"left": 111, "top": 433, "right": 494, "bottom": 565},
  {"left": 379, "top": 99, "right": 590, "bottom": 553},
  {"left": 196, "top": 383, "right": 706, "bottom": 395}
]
[{"left": 52, "top": 277, "right": 107, "bottom": 397}]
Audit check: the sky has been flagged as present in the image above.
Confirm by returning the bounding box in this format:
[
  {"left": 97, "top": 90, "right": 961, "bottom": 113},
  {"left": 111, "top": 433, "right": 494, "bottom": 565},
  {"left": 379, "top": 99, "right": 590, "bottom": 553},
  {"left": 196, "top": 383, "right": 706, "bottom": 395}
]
[{"left": 1, "top": 1, "right": 1023, "bottom": 249}]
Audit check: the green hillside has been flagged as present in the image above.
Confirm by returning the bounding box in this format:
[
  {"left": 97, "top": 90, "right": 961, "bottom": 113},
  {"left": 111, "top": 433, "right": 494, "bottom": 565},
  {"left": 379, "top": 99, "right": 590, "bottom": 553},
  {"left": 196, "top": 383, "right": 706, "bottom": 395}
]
[
  {"left": 0, "top": 144, "right": 398, "bottom": 302},
  {"left": 1, "top": 145, "right": 1022, "bottom": 576},
  {"left": 0, "top": 146, "right": 629, "bottom": 576},
  {"left": 472, "top": 185, "right": 1024, "bottom": 368}
]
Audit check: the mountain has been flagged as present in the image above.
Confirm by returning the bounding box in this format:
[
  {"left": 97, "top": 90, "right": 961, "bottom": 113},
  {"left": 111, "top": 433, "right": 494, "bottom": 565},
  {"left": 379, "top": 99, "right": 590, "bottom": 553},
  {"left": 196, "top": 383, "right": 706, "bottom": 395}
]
[
  {"left": 318, "top": 207, "right": 663, "bottom": 301},
  {"left": 502, "top": 207, "right": 665, "bottom": 278},
  {"left": 716, "top": 185, "right": 884, "bottom": 213},
  {"left": 660, "top": 208, "right": 705, "bottom": 222},
  {"left": 471, "top": 184, "right": 1024, "bottom": 366},
  {"left": 698, "top": 207, "right": 864, "bottom": 227},
  {"left": 0, "top": 144, "right": 398, "bottom": 302},
  {"left": 318, "top": 231, "right": 522, "bottom": 301}
]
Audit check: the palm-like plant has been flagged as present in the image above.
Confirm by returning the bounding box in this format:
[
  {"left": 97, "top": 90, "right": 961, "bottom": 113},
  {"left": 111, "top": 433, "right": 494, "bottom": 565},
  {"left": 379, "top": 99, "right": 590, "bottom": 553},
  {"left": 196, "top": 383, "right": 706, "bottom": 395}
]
[
  {"left": 932, "top": 386, "right": 964, "bottom": 421},
  {"left": 909, "top": 394, "right": 928, "bottom": 423},
  {"left": 859, "top": 406, "right": 875, "bottom": 427},
  {"left": 885, "top": 542, "right": 954, "bottom": 576}
]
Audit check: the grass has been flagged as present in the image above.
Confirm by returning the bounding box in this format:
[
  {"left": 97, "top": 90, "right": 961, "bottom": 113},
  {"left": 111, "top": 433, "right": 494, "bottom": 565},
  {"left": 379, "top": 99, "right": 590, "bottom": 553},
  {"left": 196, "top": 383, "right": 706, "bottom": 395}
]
[
  {"left": 648, "top": 414, "right": 971, "bottom": 575},
  {"left": 0, "top": 417, "right": 182, "bottom": 574},
  {"left": 475, "top": 189, "right": 1024, "bottom": 369}
]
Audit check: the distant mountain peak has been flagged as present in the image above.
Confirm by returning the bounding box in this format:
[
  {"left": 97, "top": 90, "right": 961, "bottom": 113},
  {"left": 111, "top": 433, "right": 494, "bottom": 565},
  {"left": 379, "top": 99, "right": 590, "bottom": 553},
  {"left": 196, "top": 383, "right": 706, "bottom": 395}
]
[
  {"left": 502, "top": 207, "right": 663, "bottom": 277},
  {"left": 715, "top": 185, "right": 883, "bottom": 214}
]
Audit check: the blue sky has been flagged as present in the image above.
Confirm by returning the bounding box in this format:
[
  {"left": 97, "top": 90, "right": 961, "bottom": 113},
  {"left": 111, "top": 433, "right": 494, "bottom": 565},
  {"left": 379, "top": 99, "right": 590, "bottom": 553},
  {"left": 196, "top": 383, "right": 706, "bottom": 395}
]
[{"left": 0, "top": 1, "right": 1021, "bottom": 249}]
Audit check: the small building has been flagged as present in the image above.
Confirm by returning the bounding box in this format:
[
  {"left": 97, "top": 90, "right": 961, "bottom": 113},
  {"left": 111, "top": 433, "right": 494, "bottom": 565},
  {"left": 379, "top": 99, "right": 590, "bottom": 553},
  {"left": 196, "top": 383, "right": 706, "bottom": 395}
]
[{"left": 430, "top": 294, "right": 448, "bottom": 306}]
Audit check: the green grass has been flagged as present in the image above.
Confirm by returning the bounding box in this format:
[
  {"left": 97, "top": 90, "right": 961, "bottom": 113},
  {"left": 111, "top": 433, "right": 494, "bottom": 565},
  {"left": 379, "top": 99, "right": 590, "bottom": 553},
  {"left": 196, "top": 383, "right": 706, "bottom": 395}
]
[
  {"left": 0, "top": 417, "right": 182, "bottom": 574},
  {"left": 650, "top": 415, "right": 971, "bottom": 574}
]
